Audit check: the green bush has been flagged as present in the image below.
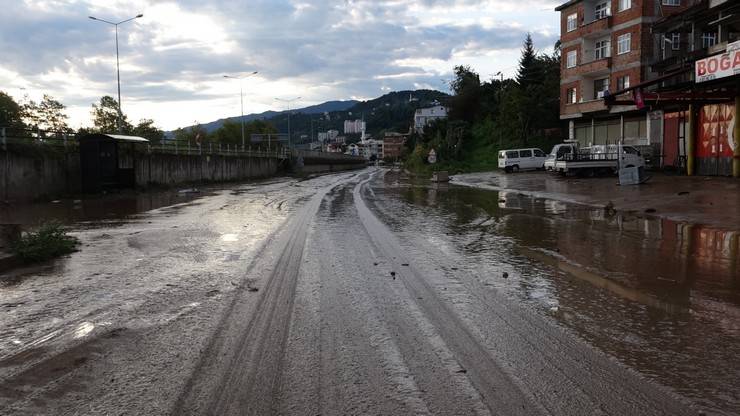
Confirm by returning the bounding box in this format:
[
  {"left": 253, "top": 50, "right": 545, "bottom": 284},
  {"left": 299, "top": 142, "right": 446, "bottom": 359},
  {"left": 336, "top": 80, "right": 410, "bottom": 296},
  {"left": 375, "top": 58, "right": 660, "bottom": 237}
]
[{"left": 12, "top": 223, "right": 79, "bottom": 263}]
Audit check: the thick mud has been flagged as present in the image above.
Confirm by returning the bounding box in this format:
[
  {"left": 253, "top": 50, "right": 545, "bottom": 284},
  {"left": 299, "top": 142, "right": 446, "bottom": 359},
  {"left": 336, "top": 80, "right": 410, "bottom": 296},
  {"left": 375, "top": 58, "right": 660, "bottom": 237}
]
[
  {"left": 372, "top": 170, "right": 740, "bottom": 415},
  {"left": 0, "top": 169, "right": 736, "bottom": 415}
]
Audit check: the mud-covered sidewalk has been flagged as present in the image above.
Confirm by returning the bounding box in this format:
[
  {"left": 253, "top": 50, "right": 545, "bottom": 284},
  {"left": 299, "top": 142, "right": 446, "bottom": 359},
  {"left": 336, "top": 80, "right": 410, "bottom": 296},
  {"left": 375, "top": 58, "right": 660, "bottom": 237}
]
[{"left": 452, "top": 171, "right": 740, "bottom": 230}]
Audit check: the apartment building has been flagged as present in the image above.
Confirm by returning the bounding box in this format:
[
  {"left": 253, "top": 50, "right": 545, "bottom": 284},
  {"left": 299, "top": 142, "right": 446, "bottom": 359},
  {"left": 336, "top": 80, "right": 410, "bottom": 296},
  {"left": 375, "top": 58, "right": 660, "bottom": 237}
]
[
  {"left": 556, "top": 0, "right": 690, "bottom": 147},
  {"left": 414, "top": 106, "right": 448, "bottom": 133},
  {"left": 383, "top": 132, "right": 407, "bottom": 159},
  {"left": 649, "top": 0, "right": 740, "bottom": 176},
  {"left": 343, "top": 119, "right": 366, "bottom": 135}
]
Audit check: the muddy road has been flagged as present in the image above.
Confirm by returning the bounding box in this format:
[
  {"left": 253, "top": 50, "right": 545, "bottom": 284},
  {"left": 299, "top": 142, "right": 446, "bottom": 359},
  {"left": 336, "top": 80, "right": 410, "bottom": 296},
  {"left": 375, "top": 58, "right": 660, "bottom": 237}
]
[{"left": 1, "top": 170, "right": 738, "bottom": 415}]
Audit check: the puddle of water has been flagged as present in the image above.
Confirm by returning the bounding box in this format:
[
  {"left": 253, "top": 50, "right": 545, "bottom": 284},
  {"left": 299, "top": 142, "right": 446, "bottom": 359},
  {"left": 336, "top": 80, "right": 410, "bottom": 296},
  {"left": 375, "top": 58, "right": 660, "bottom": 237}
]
[
  {"left": 0, "top": 188, "right": 212, "bottom": 229},
  {"left": 221, "top": 234, "right": 239, "bottom": 242},
  {"left": 73, "top": 322, "right": 95, "bottom": 339},
  {"left": 372, "top": 171, "right": 740, "bottom": 415}
]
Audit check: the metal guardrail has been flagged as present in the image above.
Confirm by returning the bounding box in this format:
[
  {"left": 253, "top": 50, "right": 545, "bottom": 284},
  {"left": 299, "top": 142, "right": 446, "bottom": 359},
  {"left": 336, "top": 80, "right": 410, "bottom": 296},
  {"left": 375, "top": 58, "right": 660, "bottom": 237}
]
[{"left": 0, "top": 127, "right": 289, "bottom": 159}]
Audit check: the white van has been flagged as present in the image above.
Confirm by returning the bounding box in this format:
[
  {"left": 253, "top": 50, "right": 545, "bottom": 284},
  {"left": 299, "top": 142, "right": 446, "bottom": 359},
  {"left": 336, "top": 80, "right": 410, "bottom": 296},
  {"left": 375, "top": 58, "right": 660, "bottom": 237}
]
[{"left": 498, "top": 148, "right": 547, "bottom": 173}]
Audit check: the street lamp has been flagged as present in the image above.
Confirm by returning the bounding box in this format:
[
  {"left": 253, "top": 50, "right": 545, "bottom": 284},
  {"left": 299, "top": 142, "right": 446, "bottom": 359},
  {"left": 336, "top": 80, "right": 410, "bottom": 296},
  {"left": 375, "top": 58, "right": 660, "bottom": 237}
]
[
  {"left": 223, "top": 71, "right": 259, "bottom": 150},
  {"left": 274, "top": 96, "right": 301, "bottom": 148},
  {"left": 89, "top": 13, "right": 143, "bottom": 133},
  {"left": 495, "top": 71, "right": 504, "bottom": 146}
]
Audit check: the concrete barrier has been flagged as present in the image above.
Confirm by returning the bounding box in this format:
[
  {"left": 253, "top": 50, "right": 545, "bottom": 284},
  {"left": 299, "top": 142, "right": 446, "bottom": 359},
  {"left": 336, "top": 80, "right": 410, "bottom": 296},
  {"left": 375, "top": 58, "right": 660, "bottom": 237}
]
[
  {"left": 1, "top": 149, "right": 283, "bottom": 202},
  {"left": 1, "top": 146, "right": 364, "bottom": 202},
  {"left": 290, "top": 150, "right": 366, "bottom": 174}
]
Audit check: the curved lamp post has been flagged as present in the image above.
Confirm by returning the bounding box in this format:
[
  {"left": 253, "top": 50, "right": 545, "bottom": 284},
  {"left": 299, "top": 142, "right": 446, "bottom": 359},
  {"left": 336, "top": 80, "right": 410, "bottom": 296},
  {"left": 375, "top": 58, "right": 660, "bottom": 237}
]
[
  {"left": 274, "top": 96, "right": 301, "bottom": 148},
  {"left": 89, "top": 13, "right": 143, "bottom": 133},
  {"left": 223, "top": 71, "right": 259, "bottom": 150}
]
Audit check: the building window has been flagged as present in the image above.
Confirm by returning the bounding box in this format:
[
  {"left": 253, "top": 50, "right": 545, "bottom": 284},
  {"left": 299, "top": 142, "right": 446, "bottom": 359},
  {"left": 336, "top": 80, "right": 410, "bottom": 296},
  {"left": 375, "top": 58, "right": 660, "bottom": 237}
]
[
  {"left": 594, "top": 78, "right": 610, "bottom": 99},
  {"left": 567, "top": 87, "right": 577, "bottom": 104},
  {"left": 567, "top": 13, "right": 577, "bottom": 32},
  {"left": 618, "top": 0, "right": 631, "bottom": 12},
  {"left": 662, "top": 0, "right": 680, "bottom": 5},
  {"left": 671, "top": 32, "right": 681, "bottom": 50},
  {"left": 702, "top": 32, "right": 717, "bottom": 48},
  {"left": 567, "top": 50, "right": 577, "bottom": 68},
  {"left": 617, "top": 33, "right": 631, "bottom": 54},
  {"left": 595, "top": 40, "right": 611, "bottom": 60},
  {"left": 617, "top": 75, "right": 630, "bottom": 90},
  {"left": 595, "top": 1, "right": 610, "bottom": 20}
]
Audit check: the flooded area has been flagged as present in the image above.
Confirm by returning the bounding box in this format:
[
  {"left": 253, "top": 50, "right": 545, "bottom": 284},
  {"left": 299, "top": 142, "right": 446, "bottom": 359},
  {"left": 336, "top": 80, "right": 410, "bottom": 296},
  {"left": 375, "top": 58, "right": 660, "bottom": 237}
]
[
  {"left": 0, "top": 169, "right": 737, "bottom": 415},
  {"left": 0, "top": 188, "right": 211, "bottom": 230},
  {"left": 369, "top": 171, "right": 740, "bottom": 415}
]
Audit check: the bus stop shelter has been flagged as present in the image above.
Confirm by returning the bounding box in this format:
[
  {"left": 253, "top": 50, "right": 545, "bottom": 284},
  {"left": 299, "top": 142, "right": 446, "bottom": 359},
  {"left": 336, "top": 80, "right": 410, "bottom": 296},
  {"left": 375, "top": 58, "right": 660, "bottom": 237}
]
[{"left": 80, "top": 133, "right": 148, "bottom": 193}]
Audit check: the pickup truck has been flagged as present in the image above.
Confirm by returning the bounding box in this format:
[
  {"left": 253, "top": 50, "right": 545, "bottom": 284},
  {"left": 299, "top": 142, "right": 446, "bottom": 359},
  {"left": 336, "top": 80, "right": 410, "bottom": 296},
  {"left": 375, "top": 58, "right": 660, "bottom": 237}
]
[{"left": 545, "top": 142, "right": 646, "bottom": 176}]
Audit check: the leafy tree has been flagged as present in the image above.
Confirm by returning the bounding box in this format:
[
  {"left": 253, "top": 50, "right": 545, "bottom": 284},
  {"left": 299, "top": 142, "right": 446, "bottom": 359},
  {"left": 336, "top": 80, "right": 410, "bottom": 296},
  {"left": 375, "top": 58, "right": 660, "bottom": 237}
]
[
  {"left": 213, "top": 119, "right": 242, "bottom": 145},
  {"left": 132, "top": 119, "right": 164, "bottom": 144},
  {"left": 91, "top": 96, "right": 132, "bottom": 133},
  {"left": 447, "top": 65, "right": 481, "bottom": 123},
  {"left": 406, "top": 33, "right": 562, "bottom": 171},
  {"left": 23, "top": 95, "right": 70, "bottom": 132},
  {"left": 213, "top": 118, "right": 278, "bottom": 147},
  {"left": 173, "top": 123, "right": 210, "bottom": 147},
  {"left": 0, "top": 91, "right": 26, "bottom": 130}
]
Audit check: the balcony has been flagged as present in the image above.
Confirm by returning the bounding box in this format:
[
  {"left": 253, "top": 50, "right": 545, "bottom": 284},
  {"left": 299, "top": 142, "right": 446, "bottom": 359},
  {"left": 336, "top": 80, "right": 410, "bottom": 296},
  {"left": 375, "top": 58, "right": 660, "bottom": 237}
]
[
  {"left": 564, "top": 99, "right": 607, "bottom": 116},
  {"left": 578, "top": 57, "right": 611, "bottom": 76},
  {"left": 581, "top": 16, "right": 611, "bottom": 39}
]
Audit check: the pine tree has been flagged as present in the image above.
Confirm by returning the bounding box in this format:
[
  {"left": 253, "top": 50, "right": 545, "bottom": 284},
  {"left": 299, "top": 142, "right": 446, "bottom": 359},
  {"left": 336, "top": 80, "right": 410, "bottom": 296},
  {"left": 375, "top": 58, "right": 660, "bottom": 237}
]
[{"left": 516, "top": 33, "right": 539, "bottom": 88}]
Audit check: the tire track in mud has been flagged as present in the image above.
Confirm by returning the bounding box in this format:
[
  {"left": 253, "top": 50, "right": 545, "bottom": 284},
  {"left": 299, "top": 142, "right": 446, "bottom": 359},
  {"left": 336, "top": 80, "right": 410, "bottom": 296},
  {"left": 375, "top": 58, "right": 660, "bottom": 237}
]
[
  {"left": 171, "top": 173, "right": 357, "bottom": 416},
  {"left": 354, "top": 171, "right": 696, "bottom": 416},
  {"left": 352, "top": 173, "right": 543, "bottom": 416}
]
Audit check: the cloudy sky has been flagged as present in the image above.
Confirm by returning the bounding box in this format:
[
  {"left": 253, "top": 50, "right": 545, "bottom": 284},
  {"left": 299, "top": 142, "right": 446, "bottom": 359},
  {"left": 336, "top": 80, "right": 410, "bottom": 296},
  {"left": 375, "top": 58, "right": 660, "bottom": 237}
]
[{"left": 0, "top": 0, "right": 560, "bottom": 130}]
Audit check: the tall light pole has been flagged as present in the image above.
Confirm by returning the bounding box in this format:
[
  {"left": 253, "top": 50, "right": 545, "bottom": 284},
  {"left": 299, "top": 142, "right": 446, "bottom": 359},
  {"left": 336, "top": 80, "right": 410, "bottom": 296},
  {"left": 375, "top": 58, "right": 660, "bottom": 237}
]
[
  {"left": 495, "top": 71, "right": 504, "bottom": 146},
  {"left": 274, "top": 97, "right": 301, "bottom": 148},
  {"left": 89, "top": 13, "right": 143, "bottom": 133},
  {"left": 223, "top": 71, "right": 258, "bottom": 150}
]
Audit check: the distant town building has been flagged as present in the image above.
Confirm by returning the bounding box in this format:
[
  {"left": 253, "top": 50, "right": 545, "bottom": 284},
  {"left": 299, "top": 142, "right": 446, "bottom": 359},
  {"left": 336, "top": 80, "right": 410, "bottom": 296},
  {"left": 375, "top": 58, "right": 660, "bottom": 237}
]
[
  {"left": 343, "top": 119, "right": 366, "bottom": 135},
  {"left": 325, "top": 142, "right": 343, "bottom": 153},
  {"left": 318, "top": 130, "right": 341, "bottom": 143},
  {"left": 346, "top": 143, "right": 360, "bottom": 156},
  {"left": 414, "top": 106, "right": 448, "bottom": 133},
  {"left": 361, "top": 139, "right": 383, "bottom": 160},
  {"left": 383, "top": 132, "right": 407, "bottom": 159}
]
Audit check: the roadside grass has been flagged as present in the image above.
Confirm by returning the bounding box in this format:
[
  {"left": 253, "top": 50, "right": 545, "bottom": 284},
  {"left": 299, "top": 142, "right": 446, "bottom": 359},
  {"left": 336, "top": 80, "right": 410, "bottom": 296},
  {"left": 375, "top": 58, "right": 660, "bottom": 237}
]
[
  {"left": 405, "top": 132, "right": 559, "bottom": 176},
  {"left": 11, "top": 222, "right": 79, "bottom": 263}
]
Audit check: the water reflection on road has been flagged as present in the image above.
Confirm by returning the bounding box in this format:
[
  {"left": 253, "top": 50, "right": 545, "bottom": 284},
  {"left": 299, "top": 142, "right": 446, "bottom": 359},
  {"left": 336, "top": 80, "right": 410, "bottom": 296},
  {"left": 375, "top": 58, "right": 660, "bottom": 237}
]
[
  {"left": 372, "top": 170, "right": 740, "bottom": 415},
  {"left": 0, "top": 189, "right": 209, "bottom": 229}
]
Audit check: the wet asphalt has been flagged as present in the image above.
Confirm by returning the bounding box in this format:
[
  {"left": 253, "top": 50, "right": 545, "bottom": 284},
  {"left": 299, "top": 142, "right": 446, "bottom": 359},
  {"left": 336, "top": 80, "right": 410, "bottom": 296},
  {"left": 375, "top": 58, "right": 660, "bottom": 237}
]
[{"left": 0, "top": 169, "right": 738, "bottom": 415}]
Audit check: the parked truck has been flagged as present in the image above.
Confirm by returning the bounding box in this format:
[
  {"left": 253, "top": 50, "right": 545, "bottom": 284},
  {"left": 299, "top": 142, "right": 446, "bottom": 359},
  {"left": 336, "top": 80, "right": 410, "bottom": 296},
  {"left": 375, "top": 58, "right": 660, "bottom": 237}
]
[{"left": 544, "top": 141, "right": 646, "bottom": 176}]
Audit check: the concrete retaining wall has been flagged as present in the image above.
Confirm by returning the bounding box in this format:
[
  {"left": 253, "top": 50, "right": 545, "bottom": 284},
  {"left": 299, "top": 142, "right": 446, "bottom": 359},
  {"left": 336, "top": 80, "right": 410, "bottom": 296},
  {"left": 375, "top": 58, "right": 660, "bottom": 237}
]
[
  {"left": 2, "top": 147, "right": 365, "bottom": 202},
  {"left": 134, "top": 154, "right": 279, "bottom": 185},
  {"left": 1, "top": 149, "right": 282, "bottom": 203},
  {"left": 1, "top": 150, "right": 80, "bottom": 202}
]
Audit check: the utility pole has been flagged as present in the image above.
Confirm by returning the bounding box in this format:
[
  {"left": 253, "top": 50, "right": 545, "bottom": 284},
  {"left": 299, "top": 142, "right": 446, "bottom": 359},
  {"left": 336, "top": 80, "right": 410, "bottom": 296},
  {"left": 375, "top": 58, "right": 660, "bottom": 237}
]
[
  {"left": 224, "top": 72, "right": 259, "bottom": 150},
  {"left": 275, "top": 97, "right": 301, "bottom": 149},
  {"left": 89, "top": 13, "right": 143, "bottom": 133},
  {"left": 496, "top": 71, "right": 504, "bottom": 146}
]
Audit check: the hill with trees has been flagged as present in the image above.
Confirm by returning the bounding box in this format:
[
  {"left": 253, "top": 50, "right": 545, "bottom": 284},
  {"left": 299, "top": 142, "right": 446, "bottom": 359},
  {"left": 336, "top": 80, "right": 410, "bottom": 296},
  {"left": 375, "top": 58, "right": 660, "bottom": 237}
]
[
  {"left": 172, "top": 89, "right": 450, "bottom": 145},
  {"left": 405, "top": 34, "right": 562, "bottom": 173}
]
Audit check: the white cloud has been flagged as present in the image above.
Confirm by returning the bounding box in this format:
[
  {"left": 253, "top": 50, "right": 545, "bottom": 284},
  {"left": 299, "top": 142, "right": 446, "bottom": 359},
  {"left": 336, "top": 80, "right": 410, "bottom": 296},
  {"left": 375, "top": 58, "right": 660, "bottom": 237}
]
[{"left": 2, "top": 0, "right": 559, "bottom": 130}]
